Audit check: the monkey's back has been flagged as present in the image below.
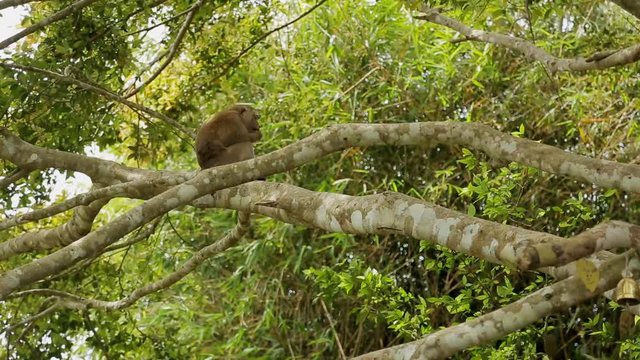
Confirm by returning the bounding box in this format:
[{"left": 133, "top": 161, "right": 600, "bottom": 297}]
[{"left": 196, "top": 110, "right": 252, "bottom": 169}]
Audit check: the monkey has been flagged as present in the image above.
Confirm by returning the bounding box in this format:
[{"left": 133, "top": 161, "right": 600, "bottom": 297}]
[{"left": 196, "top": 104, "right": 262, "bottom": 169}]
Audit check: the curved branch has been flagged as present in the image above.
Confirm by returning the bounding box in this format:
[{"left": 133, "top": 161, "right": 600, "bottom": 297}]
[
  {"left": 0, "top": 197, "right": 109, "bottom": 260},
  {"left": 124, "top": 0, "right": 204, "bottom": 98},
  {"left": 416, "top": 7, "right": 640, "bottom": 73},
  {"left": 0, "top": 62, "right": 197, "bottom": 139},
  {"left": 0, "top": 0, "right": 101, "bottom": 50},
  {"left": 0, "top": 129, "right": 147, "bottom": 181},
  {"left": 1, "top": 300, "right": 61, "bottom": 335},
  {"left": 2, "top": 121, "right": 640, "bottom": 298}
]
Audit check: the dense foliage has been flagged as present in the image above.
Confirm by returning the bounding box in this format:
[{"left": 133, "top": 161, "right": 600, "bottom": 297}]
[{"left": 1, "top": 0, "right": 640, "bottom": 358}]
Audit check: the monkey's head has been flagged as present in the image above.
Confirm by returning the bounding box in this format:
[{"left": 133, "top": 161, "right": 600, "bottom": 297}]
[{"left": 231, "top": 104, "right": 262, "bottom": 142}]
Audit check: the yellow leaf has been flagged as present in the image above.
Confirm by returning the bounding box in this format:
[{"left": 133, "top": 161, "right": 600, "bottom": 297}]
[{"left": 576, "top": 259, "right": 599, "bottom": 292}]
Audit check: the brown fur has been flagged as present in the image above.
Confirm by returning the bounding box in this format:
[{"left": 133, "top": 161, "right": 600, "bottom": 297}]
[{"left": 196, "top": 104, "right": 262, "bottom": 169}]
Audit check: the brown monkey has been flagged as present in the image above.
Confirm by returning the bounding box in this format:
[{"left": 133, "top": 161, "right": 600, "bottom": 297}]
[{"left": 196, "top": 104, "right": 262, "bottom": 169}]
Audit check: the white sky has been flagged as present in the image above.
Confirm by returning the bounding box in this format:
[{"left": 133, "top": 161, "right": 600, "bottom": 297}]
[{"left": 0, "top": 6, "right": 27, "bottom": 42}]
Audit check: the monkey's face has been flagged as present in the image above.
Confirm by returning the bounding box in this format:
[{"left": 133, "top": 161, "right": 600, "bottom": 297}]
[{"left": 235, "top": 105, "right": 262, "bottom": 142}]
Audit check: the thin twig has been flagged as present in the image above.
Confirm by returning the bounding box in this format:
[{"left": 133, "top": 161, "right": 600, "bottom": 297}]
[
  {"left": 124, "top": 0, "right": 204, "bottom": 97},
  {"left": 320, "top": 298, "right": 347, "bottom": 360},
  {"left": 0, "top": 0, "right": 101, "bottom": 50},
  {"left": 125, "top": 2, "right": 192, "bottom": 37},
  {"left": 1, "top": 300, "right": 60, "bottom": 334},
  {"left": 334, "top": 66, "right": 380, "bottom": 101},
  {"left": 213, "top": 0, "right": 328, "bottom": 81},
  {"left": 87, "top": 0, "right": 170, "bottom": 43}
]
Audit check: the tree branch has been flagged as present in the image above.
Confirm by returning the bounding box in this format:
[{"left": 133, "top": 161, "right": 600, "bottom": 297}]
[
  {"left": 1, "top": 300, "right": 61, "bottom": 335},
  {"left": 354, "top": 251, "right": 640, "bottom": 359},
  {"left": 609, "top": 0, "right": 640, "bottom": 20},
  {"left": 0, "top": 179, "right": 150, "bottom": 231},
  {"left": 3, "top": 121, "right": 640, "bottom": 298},
  {"left": 0, "top": 0, "right": 101, "bottom": 50},
  {"left": 415, "top": 7, "right": 640, "bottom": 73},
  {"left": 0, "top": 127, "right": 154, "bottom": 181},
  {"left": 0, "top": 197, "right": 109, "bottom": 261},
  {"left": 124, "top": 2, "right": 191, "bottom": 37},
  {"left": 6, "top": 212, "right": 250, "bottom": 310},
  {"left": 200, "top": 182, "right": 640, "bottom": 270},
  {"left": 124, "top": 0, "right": 204, "bottom": 97}
]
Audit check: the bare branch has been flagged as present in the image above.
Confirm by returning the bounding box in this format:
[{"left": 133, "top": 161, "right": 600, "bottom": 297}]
[
  {"left": 0, "top": 62, "right": 197, "bottom": 139},
  {"left": 0, "top": 168, "right": 30, "bottom": 188},
  {"left": 334, "top": 65, "right": 380, "bottom": 101},
  {"left": 124, "top": 3, "right": 191, "bottom": 37},
  {"left": 0, "top": 128, "right": 153, "bottom": 181},
  {"left": 415, "top": 7, "right": 640, "bottom": 73},
  {"left": 124, "top": 0, "right": 204, "bottom": 98},
  {"left": 213, "top": 0, "right": 328, "bottom": 81},
  {"left": 85, "top": 0, "right": 171, "bottom": 43},
  {"left": 102, "top": 217, "right": 161, "bottom": 253},
  {"left": 320, "top": 299, "right": 347, "bottom": 360},
  {"left": 0, "top": 0, "right": 101, "bottom": 50}
]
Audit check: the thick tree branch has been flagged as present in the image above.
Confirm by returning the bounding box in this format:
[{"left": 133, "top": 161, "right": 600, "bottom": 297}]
[
  {"left": 0, "top": 127, "right": 177, "bottom": 182},
  {"left": 0, "top": 0, "right": 101, "bottom": 50},
  {"left": 0, "top": 62, "right": 197, "bottom": 139},
  {"left": 354, "top": 251, "right": 640, "bottom": 359},
  {"left": 201, "top": 182, "right": 640, "bottom": 270},
  {"left": 3, "top": 121, "right": 640, "bottom": 298},
  {"left": 415, "top": 8, "right": 640, "bottom": 73},
  {"left": 124, "top": 0, "right": 204, "bottom": 97}
]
